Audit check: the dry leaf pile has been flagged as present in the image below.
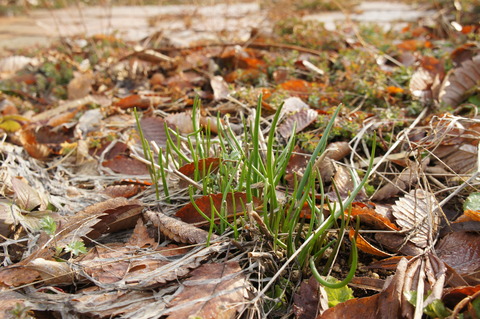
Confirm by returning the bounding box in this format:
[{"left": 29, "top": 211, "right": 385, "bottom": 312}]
[{"left": 1, "top": 1, "right": 480, "bottom": 318}]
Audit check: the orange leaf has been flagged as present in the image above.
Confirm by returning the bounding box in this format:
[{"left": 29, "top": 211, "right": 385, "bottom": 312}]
[
  {"left": 175, "top": 192, "right": 261, "bottom": 224},
  {"left": 397, "top": 39, "right": 421, "bottom": 51},
  {"left": 278, "top": 79, "right": 313, "bottom": 93},
  {"left": 348, "top": 203, "right": 399, "bottom": 231},
  {"left": 115, "top": 94, "right": 149, "bottom": 109},
  {"left": 386, "top": 86, "right": 404, "bottom": 94},
  {"left": 349, "top": 229, "right": 393, "bottom": 257}
]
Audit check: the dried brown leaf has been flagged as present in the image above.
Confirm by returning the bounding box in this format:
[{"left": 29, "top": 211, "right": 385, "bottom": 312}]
[
  {"left": 139, "top": 116, "right": 168, "bottom": 147},
  {"left": 165, "top": 261, "right": 248, "bottom": 319},
  {"left": 165, "top": 111, "right": 196, "bottom": 134},
  {"left": 440, "top": 55, "right": 480, "bottom": 106},
  {"left": 68, "top": 71, "right": 94, "bottom": 100},
  {"left": 319, "top": 258, "right": 409, "bottom": 319},
  {"left": 293, "top": 276, "right": 322, "bottom": 319},
  {"left": 436, "top": 231, "right": 480, "bottom": 284},
  {"left": 58, "top": 197, "right": 143, "bottom": 247},
  {"left": 371, "top": 160, "right": 426, "bottom": 201},
  {"left": 145, "top": 210, "right": 217, "bottom": 244}
]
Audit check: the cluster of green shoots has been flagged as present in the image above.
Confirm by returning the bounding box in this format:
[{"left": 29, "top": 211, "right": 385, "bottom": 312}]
[{"left": 135, "top": 96, "right": 375, "bottom": 291}]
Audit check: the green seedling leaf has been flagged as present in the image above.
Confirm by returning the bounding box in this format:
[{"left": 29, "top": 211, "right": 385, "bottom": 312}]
[
  {"left": 64, "top": 241, "right": 87, "bottom": 257},
  {"left": 464, "top": 192, "right": 480, "bottom": 211},
  {"left": 40, "top": 216, "right": 57, "bottom": 236},
  {"left": 323, "top": 276, "right": 355, "bottom": 308}
]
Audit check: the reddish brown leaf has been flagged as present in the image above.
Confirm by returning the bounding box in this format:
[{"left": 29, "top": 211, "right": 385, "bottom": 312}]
[
  {"left": 127, "top": 218, "right": 156, "bottom": 248},
  {"left": 145, "top": 210, "right": 217, "bottom": 244},
  {"left": 443, "top": 284, "right": 480, "bottom": 309},
  {"left": 374, "top": 232, "right": 424, "bottom": 256},
  {"left": 436, "top": 231, "right": 480, "bottom": 281},
  {"left": 455, "top": 209, "right": 480, "bottom": 223},
  {"left": 319, "top": 258, "right": 408, "bottom": 319},
  {"left": 102, "top": 155, "right": 149, "bottom": 175},
  {"left": 285, "top": 146, "right": 310, "bottom": 187},
  {"left": 165, "top": 261, "right": 248, "bottom": 319},
  {"left": 102, "top": 184, "right": 143, "bottom": 198},
  {"left": 175, "top": 192, "right": 261, "bottom": 224},
  {"left": 293, "top": 276, "right": 321, "bottom": 319},
  {"left": 178, "top": 157, "right": 221, "bottom": 183}
]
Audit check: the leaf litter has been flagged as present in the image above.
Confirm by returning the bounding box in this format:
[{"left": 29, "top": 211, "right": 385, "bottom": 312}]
[{"left": 0, "top": 1, "right": 480, "bottom": 318}]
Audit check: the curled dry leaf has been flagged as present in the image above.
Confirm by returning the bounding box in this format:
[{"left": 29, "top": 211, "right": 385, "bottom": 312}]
[
  {"left": 165, "top": 111, "right": 195, "bottom": 134},
  {"left": 439, "top": 55, "right": 480, "bottom": 106},
  {"left": 316, "top": 141, "right": 351, "bottom": 184},
  {"left": 145, "top": 210, "right": 217, "bottom": 244},
  {"left": 58, "top": 197, "right": 143, "bottom": 247},
  {"left": 114, "top": 93, "right": 165, "bottom": 109},
  {"left": 348, "top": 203, "right": 399, "bottom": 231},
  {"left": 391, "top": 189, "right": 440, "bottom": 249}
]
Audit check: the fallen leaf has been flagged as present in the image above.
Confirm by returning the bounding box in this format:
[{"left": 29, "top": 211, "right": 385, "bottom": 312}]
[
  {"left": 293, "top": 276, "right": 322, "bottom": 319},
  {"left": 391, "top": 189, "right": 441, "bottom": 249},
  {"left": 175, "top": 192, "right": 261, "bottom": 224},
  {"left": 349, "top": 229, "right": 393, "bottom": 258},
  {"left": 439, "top": 55, "right": 480, "bottom": 106},
  {"left": 102, "top": 155, "right": 149, "bottom": 175},
  {"left": 436, "top": 231, "right": 480, "bottom": 284},
  {"left": 165, "top": 261, "right": 248, "bottom": 319},
  {"left": 210, "top": 75, "right": 230, "bottom": 100},
  {"left": 145, "top": 210, "right": 217, "bottom": 244}
]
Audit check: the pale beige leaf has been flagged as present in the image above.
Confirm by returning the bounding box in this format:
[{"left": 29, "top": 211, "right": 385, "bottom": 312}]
[
  {"left": 391, "top": 189, "right": 441, "bottom": 249},
  {"left": 278, "top": 108, "right": 317, "bottom": 139},
  {"left": 11, "top": 176, "right": 48, "bottom": 211},
  {"left": 28, "top": 258, "right": 75, "bottom": 285},
  {"left": 210, "top": 75, "right": 230, "bottom": 100},
  {"left": 68, "top": 71, "right": 94, "bottom": 100},
  {"left": 165, "top": 111, "right": 196, "bottom": 134}
]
